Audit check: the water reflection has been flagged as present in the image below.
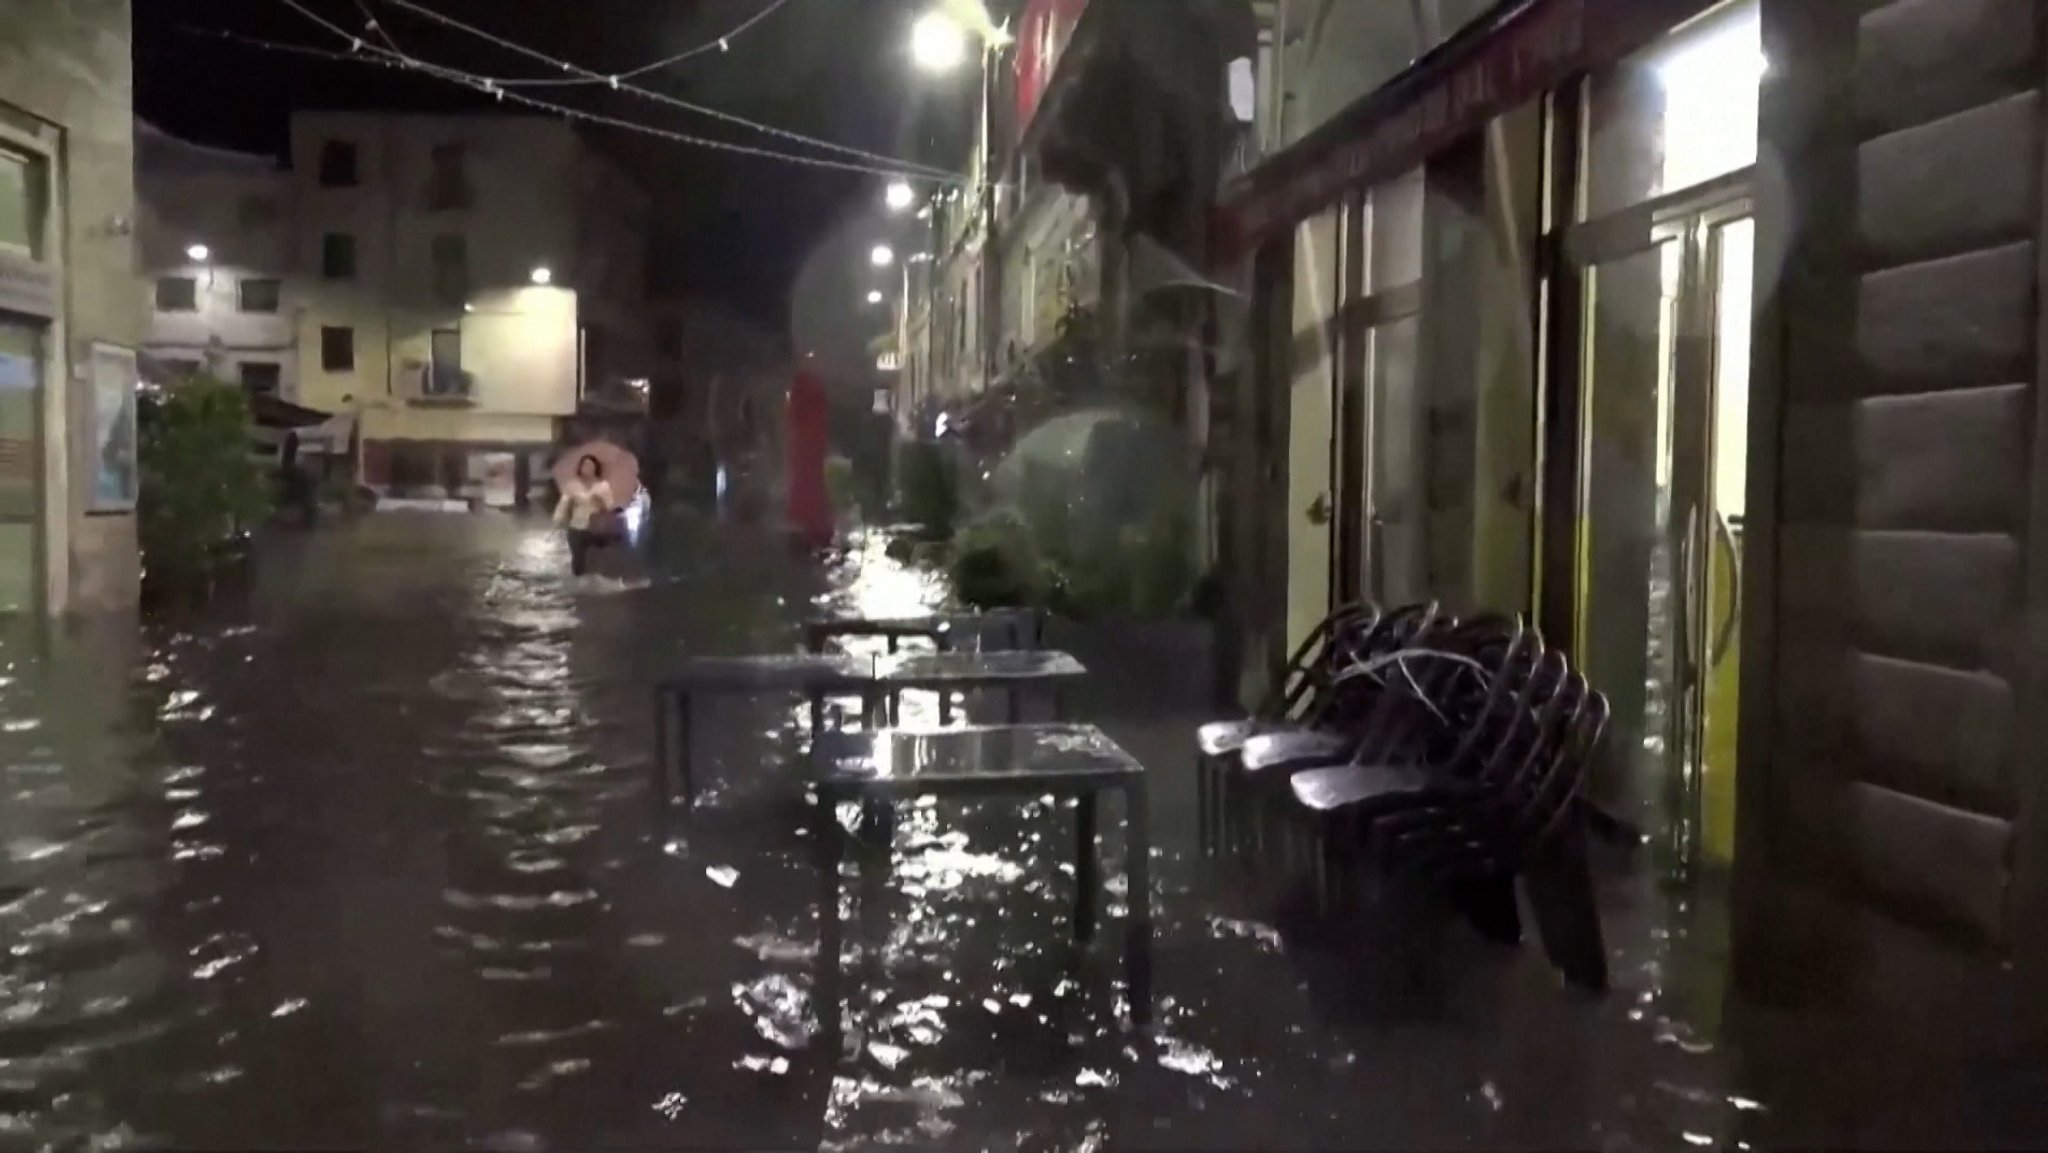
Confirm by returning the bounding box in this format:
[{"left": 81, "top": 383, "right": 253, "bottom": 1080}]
[{"left": 0, "top": 513, "right": 2031, "bottom": 1148}]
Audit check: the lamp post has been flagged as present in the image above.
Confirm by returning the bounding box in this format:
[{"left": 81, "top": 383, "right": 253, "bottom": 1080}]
[
  {"left": 908, "top": 6, "right": 1009, "bottom": 399},
  {"left": 910, "top": 10, "right": 969, "bottom": 72}
]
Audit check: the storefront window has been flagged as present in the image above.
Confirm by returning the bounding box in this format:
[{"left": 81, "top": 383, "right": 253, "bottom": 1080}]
[
  {"left": 1284, "top": 208, "right": 1342, "bottom": 652},
  {"left": 1366, "top": 169, "right": 1424, "bottom": 293},
  {"left": 1359, "top": 169, "right": 1426, "bottom": 605},
  {"left": 0, "top": 320, "right": 42, "bottom": 612},
  {"left": 0, "top": 148, "right": 43, "bottom": 258},
  {"left": 1582, "top": 0, "right": 1762, "bottom": 219}
]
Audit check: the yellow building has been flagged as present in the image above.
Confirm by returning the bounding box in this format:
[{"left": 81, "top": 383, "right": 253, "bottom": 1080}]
[{"left": 286, "top": 113, "right": 650, "bottom": 500}]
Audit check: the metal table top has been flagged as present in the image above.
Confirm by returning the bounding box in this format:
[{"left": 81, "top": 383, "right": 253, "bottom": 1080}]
[
  {"left": 811, "top": 723, "right": 1142, "bottom": 793},
  {"left": 867, "top": 649, "right": 1086, "bottom": 689}
]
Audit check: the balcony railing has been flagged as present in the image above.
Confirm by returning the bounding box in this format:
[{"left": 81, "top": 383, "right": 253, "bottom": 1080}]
[{"left": 412, "top": 364, "right": 476, "bottom": 406}]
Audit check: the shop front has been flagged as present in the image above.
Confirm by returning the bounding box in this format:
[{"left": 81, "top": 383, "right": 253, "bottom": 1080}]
[
  {"left": 1222, "top": 0, "right": 2048, "bottom": 1020},
  {"left": 1224, "top": 0, "right": 1747, "bottom": 865}
]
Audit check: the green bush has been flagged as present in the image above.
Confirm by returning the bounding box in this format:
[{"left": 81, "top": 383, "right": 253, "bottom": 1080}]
[
  {"left": 823, "top": 454, "right": 857, "bottom": 516},
  {"left": 947, "top": 512, "right": 1046, "bottom": 609},
  {"left": 896, "top": 441, "right": 958, "bottom": 537},
  {"left": 139, "top": 378, "right": 272, "bottom": 586}
]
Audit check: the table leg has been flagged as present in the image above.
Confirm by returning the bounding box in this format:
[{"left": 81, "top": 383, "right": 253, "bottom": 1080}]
[
  {"left": 653, "top": 688, "right": 673, "bottom": 810},
  {"left": 858, "top": 794, "right": 894, "bottom": 845},
  {"left": 1126, "top": 781, "right": 1153, "bottom": 1026},
  {"left": 887, "top": 635, "right": 899, "bottom": 654},
  {"left": 1075, "top": 792, "right": 1099, "bottom": 944},
  {"left": 815, "top": 794, "right": 844, "bottom": 1048},
  {"left": 677, "top": 693, "right": 696, "bottom": 808},
  {"left": 808, "top": 690, "right": 826, "bottom": 739},
  {"left": 939, "top": 689, "right": 953, "bottom": 726}
]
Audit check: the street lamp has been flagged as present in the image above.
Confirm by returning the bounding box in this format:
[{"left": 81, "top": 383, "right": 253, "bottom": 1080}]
[
  {"left": 885, "top": 181, "right": 915, "bottom": 211},
  {"left": 870, "top": 244, "right": 895, "bottom": 268},
  {"left": 186, "top": 243, "right": 210, "bottom": 262},
  {"left": 910, "top": 10, "right": 967, "bottom": 72},
  {"left": 530, "top": 265, "right": 553, "bottom": 285},
  {"left": 867, "top": 290, "right": 884, "bottom": 305}
]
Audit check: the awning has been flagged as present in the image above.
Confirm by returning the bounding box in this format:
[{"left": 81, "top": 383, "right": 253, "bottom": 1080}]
[
  {"left": 1213, "top": 0, "right": 1716, "bottom": 256},
  {"left": 247, "top": 392, "right": 333, "bottom": 430}
]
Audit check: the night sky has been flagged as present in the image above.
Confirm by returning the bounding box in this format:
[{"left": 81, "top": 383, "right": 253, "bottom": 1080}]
[{"left": 136, "top": 0, "right": 976, "bottom": 333}]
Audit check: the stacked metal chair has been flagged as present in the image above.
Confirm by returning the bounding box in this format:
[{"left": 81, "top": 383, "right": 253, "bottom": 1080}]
[
  {"left": 1193, "top": 600, "right": 1380, "bottom": 854},
  {"left": 1193, "top": 600, "right": 1613, "bottom": 991},
  {"left": 1214, "top": 603, "right": 1452, "bottom": 860}
]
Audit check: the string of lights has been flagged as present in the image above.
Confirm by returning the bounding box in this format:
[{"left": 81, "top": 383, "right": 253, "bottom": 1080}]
[
  {"left": 401, "top": 0, "right": 802, "bottom": 89},
  {"left": 195, "top": 20, "right": 976, "bottom": 186},
  {"left": 348, "top": 0, "right": 399, "bottom": 53},
  {"left": 341, "top": 0, "right": 957, "bottom": 178}
]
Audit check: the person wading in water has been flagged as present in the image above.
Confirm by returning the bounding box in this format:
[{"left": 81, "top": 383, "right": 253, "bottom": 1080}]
[{"left": 553, "top": 454, "right": 616, "bottom": 577}]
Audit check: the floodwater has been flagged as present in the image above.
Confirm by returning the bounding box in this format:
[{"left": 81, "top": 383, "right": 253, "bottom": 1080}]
[{"left": 0, "top": 511, "right": 2042, "bottom": 1150}]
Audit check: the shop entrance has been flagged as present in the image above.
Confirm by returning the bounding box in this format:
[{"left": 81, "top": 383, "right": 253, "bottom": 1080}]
[
  {"left": 1338, "top": 169, "right": 1425, "bottom": 610},
  {"left": 1283, "top": 208, "right": 1342, "bottom": 656},
  {"left": 1555, "top": 0, "right": 1761, "bottom": 871},
  {"left": 0, "top": 317, "right": 44, "bottom": 614}
]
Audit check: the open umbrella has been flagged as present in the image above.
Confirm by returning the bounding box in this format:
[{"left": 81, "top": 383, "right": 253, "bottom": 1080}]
[{"left": 554, "top": 439, "right": 640, "bottom": 500}]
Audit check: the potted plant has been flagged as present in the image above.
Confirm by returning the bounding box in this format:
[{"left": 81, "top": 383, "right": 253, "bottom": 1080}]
[{"left": 138, "top": 375, "right": 272, "bottom": 605}]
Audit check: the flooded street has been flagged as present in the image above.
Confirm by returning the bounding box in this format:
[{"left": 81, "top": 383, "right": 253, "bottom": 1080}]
[{"left": 0, "top": 512, "right": 2038, "bottom": 1151}]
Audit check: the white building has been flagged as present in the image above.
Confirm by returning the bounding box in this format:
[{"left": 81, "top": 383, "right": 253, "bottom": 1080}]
[
  {"left": 288, "top": 113, "right": 650, "bottom": 499},
  {"left": 136, "top": 120, "right": 298, "bottom": 398},
  {"left": 137, "top": 112, "right": 653, "bottom": 502}
]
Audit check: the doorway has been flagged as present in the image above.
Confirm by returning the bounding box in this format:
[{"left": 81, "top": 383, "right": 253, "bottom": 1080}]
[
  {"left": 1340, "top": 169, "right": 1426, "bottom": 610},
  {"left": 1556, "top": 0, "right": 1761, "bottom": 871},
  {"left": 0, "top": 317, "right": 43, "bottom": 614},
  {"left": 1567, "top": 192, "right": 1753, "bottom": 869},
  {"left": 1283, "top": 208, "right": 1343, "bottom": 656}
]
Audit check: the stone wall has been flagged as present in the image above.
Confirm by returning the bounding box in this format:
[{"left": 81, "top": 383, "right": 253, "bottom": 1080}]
[
  {"left": 0, "top": 0, "right": 142, "bottom": 613},
  {"left": 1739, "top": 0, "right": 2046, "bottom": 1020}
]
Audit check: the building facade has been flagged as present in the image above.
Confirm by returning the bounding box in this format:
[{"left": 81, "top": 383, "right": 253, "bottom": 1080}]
[
  {"left": 0, "top": 0, "right": 143, "bottom": 614},
  {"left": 286, "top": 113, "right": 649, "bottom": 501},
  {"left": 895, "top": 0, "right": 1246, "bottom": 534},
  {"left": 1219, "top": 0, "right": 2048, "bottom": 1033},
  {"left": 136, "top": 120, "right": 298, "bottom": 399}
]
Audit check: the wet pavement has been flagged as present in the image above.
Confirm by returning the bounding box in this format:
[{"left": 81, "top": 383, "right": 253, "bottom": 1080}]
[{"left": 1, "top": 510, "right": 2044, "bottom": 1150}]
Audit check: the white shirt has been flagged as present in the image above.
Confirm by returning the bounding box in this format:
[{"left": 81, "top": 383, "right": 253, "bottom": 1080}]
[{"left": 554, "top": 479, "right": 615, "bottom": 531}]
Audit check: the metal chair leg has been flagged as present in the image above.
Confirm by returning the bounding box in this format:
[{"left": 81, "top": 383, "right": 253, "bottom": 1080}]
[{"left": 1074, "top": 793, "right": 1100, "bottom": 943}]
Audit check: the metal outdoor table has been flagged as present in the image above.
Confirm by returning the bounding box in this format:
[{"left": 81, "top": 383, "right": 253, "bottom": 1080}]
[
  {"left": 802, "top": 608, "right": 1045, "bottom": 656},
  {"left": 867, "top": 648, "right": 1087, "bottom": 726},
  {"left": 653, "top": 653, "right": 877, "bottom": 810},
  {"left": 809, "top": 723, "right": 1153, "bottom": 1032}
]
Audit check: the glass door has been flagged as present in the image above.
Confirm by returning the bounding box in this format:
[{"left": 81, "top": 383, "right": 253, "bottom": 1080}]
[
  {"left": 1333, "top": 170, "right": 1425, "bottom": 610},
  {"left": 1565, "top": 189, "right": 1752, "bottom": 874},
  {"left": 0, "top": 318, "right": 43, "bottom": 614},
  {"left": 1283, "top": 208, "right": 1342, "bottom": 656},
  {"left": 1571, "top": 222, "right": 1686, "bottom": 856},
  {"left": 1696, "top": 211, "right": 1755, "bottom": 866}
]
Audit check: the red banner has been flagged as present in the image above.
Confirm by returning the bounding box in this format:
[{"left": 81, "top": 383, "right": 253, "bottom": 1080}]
[
  {"left": 785, "top": 370, "right": 831, "bottom": 548},
  {"left": 1014, "top": 0, "right": 1089, "bottom": 142}
]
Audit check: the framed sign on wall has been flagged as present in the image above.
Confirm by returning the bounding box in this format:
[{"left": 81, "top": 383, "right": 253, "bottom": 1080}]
[{"left": 88, "top": 342, "right": 138, "bottom": 513}]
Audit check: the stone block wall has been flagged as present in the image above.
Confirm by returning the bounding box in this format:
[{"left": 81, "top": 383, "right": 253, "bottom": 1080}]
[
  {"left": 1741, "top": 0, "right": 2046, "bottom": 1015},
  {"left": 0, "top": 0, "right": 142, "bottom": 613}
]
